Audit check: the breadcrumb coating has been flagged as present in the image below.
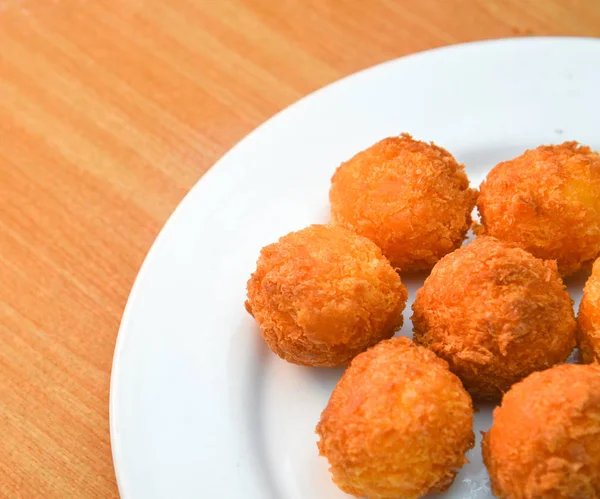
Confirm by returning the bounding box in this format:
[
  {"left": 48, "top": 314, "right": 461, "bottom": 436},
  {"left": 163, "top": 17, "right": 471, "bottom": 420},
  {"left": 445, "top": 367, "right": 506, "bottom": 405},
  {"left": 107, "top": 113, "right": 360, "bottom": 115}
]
[
  {"left": 316, "top": 337, "right": 474, "bottom": 499},
  {"left": 483, "top": 364, "right": 600, "bottom": 498},
  {"left": 578, "top": 258, "right": 600, "bottom": 363},
  {"left": 330, "top": 134, "right": 478, "bottom": 271},
  {"left": 245, "top": 224, "right": 407, "bottom": 367},
  {"left": 412, "top": 236, "right": 576, "bottom": 400},
  {"left": 477, "top": 142, "right": 600, "bottom": 276}
]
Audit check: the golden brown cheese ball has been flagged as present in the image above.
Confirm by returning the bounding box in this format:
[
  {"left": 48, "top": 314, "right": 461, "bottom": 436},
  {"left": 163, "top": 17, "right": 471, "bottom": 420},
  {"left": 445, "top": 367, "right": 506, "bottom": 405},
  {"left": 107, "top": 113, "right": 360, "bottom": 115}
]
[
  {"left": 329, "top": 134, "right": 478, "bottom": 271},
  {"left": 412, "top": 236, "right": 576, "bottom": 400},
  {"left": 579, "top": 258, "right": 600, "bottom": 363},
  {"left": 483, "top": 364, "right": 600, "bottom": 499},
  {"left": 316, "top": 337, "right": 474, "bottom": 499},
  {"left": 477, "top": 142, "right": 600, "bottom": 276},
  {"left": 245, "top": 224, "right": 407, "bottom": 367}
]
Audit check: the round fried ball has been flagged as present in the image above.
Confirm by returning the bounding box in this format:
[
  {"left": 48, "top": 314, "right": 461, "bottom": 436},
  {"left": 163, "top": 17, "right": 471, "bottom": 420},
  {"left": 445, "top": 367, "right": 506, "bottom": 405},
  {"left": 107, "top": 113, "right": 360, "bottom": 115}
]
[
  {"left": 483, "top": 364, "right": 600, "bottom": 498},
  {"left": 316, "top": 337, "right": 474, "bottom": 499},
  {"left": 578, "top": 258, "right": 600, "bottom": 363},
  {"left": 477, "top": 142, "right": 600, "bottom": 276},
  {"left": 245, "top": 224, "right": 407, "bottom": 367},
  {"left": 330, "top": 134, "right": 478, "bottom": 271},
  {"left": 412, "top": 236, "right": 576, "bottom": 400}
]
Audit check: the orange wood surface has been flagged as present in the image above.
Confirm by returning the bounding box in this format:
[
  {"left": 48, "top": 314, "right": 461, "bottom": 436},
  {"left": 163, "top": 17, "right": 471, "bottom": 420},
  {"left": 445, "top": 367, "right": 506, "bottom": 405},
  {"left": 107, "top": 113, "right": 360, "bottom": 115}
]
[{"left": 2, "top": 1, "right": 600, "bottom": 496}]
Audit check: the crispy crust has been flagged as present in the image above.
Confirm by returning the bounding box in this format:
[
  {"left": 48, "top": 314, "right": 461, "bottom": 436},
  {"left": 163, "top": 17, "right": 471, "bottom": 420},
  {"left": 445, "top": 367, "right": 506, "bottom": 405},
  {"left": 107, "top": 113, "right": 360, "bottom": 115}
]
[
  {"left": 482, "top": 364, "right": 600, "bottom": 498},
  {"left": 245, "top": 224, "right": 407, "bottom": 367},
  {"left": 316, "top": 337, "right": 474, "bottom": 499},
  {"left": 330, "top": 134, "right": 478, "bottom": 272},
  {"left": 477, "top": 142, "right": 600, "bottom": 276},
  {"left": 412, "top": 236, "right": 576, "bottom": 400},
  {"left": 578, "top": 258, "right": 600, "bottom": 363}
]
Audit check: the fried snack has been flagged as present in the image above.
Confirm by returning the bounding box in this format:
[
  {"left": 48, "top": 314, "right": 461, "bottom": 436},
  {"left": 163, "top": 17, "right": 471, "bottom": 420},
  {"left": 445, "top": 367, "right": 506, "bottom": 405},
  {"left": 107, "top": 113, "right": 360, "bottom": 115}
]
[
  {"left": 329, "top": 134, "right": 477, "bottom": 271},
  {"left": 412, "top": 236, "right": 576, "bottom": 400},
  {"left": 316, "top": 337, "right": 474, "bottom": 499},
  {"left": 483, "top": 364, "right": 600, "bottom": 498},
  {"left": 477, "top": 141, "right": 600, "bottom": 276},
  {"left": 245, "top": 224, "right": 407, "bottom": 367},
  {"left": 579, "top": 258, "right": 600, "bottom": 363}
]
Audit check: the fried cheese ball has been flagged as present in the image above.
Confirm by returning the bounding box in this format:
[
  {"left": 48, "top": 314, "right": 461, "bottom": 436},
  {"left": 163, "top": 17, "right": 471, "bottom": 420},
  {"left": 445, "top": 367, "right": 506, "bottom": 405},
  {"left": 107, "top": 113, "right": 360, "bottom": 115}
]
[
  {"left": 412, "top": 236, "right": 576, "bottom": 400},
  {"left": 316, "top": 337, "right": 474, "bottom": 499},
  {"left": 330, "top": 134, "right": 478, "bottom": 271},
  {"left": 578, "top": 258, "right": 600, "bottom": 363},
  {"left": 483, "top": 364, "right": 600, "bottom": 498},
  {"left": 245, "top": 224, "right": 407, "bottom": 367},
  {"left": 477, "top": 142, "right": 600, "bottom": 276}
]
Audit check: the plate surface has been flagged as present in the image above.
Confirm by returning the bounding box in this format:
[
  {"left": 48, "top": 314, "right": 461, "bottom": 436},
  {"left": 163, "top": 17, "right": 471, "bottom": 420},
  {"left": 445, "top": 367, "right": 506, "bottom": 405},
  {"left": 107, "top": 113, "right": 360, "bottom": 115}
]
[{"left": 110, "top": 37, "right": 600, "bottom": 499}]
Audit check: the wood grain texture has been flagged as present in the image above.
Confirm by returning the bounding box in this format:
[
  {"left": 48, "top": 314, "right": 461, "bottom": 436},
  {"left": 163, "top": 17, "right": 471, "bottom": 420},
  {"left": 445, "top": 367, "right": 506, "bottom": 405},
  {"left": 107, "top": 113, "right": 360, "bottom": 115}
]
[{"left": 1, "top": 1, "right": 599, "bottom": 497}]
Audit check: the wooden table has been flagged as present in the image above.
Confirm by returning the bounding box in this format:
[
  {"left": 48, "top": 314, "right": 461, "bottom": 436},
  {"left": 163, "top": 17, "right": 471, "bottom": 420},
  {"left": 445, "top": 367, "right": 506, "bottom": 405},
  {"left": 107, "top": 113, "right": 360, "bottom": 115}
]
[{"left": 1, "top": 1, "right": 599, "bottom": 496}]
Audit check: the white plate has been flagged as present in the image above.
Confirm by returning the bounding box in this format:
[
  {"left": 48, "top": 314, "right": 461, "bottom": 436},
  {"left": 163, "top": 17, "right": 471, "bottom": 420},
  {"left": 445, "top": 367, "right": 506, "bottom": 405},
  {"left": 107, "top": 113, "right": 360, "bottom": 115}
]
[{"left": 110, "top": 37, "right": 600, "bottom": 499}]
